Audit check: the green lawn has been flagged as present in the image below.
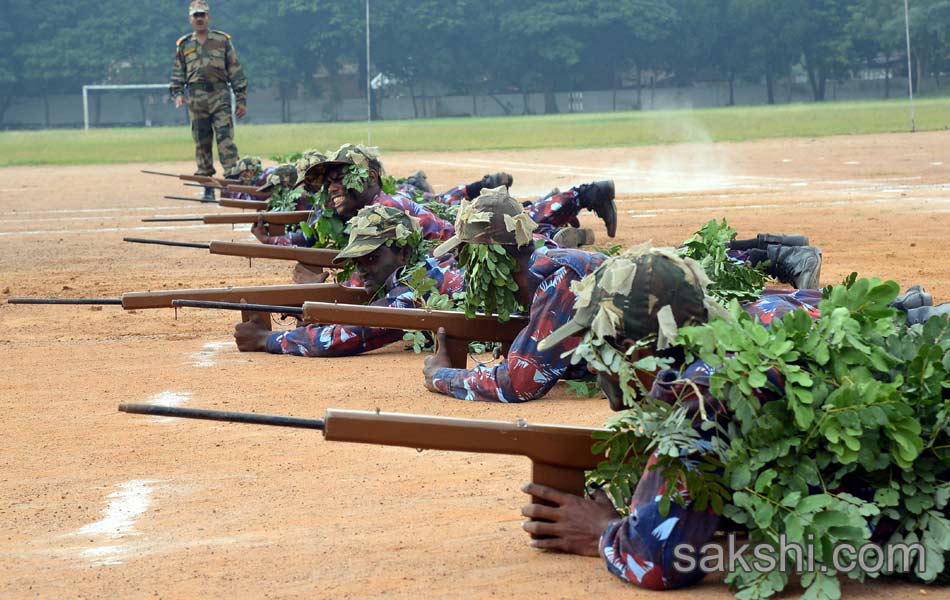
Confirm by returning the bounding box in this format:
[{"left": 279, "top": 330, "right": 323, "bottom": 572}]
[{"left": 1, "top": 97, "right": 946, "bottom": 167}]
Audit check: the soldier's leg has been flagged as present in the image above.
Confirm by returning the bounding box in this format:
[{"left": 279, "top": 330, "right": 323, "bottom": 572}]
[
  {"left": 189, "top": 93, "right": 215, "bottom": 176},
  {"left": 210, "top": 91, "right": 239, "bottom": 176}
]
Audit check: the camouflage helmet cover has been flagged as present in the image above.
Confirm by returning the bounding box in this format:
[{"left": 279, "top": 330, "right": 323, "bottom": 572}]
[
  {"left": 332, "top": 205, "right": 422, "bottom": 264},
  {"left": 432, "top": 186, "right": 537, "bottom": 257},
  {"left": 293, "top": 149, "right": 329, "bottom": 189},
  {"left": 537, "top": 244, "right": 727, "bottom": 352},
  {"left": 302, "top": 144, "right": 385, "bottom": 189},
  {"left": 229, "top": 156, "right": 262, "bottom": 178}
]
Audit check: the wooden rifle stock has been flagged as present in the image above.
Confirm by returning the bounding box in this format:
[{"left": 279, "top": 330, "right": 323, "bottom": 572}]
[
  {"left": 118, "top": 404, "right": 606, "bottom": 501},
  {"left": 208, "top": 241, "right": 339, "bottom": 268},
  {"left": 218, "top": 199, "right": 269, "bottom": 210},
  {"left": 224, "top": 184, "right": 271, "bottom": 198},
  {"left": 202, "top": 211, "right": 311, "bottom": 225},
  {"left": 302, "top": 303, "right": 529, "bottom": 368},
  {"left": 121, "top": 283, "right": 371, "bottom": 310}
]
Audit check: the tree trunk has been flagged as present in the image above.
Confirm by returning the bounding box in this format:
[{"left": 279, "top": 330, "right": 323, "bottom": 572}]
[
  {"left": 728, "top": 72, "right": 735, "bottom": 106},
  {"left": 94, "top": 94, "right": 102, "bottom": 126},
  {"left": 43, "top": 93, "right": 50, "bottom": 128},
  {"left": 522, "top": 92, "right": 530, "bottom": 115},
  {"left": 407, "top": 80, "right": 419, "bottom": 119},
  {"left": 0, "top": 95, "right": 12, "bottom": 125},
  {"left": 472, "top": 94, "right": 477, "bottom": 116},
  {"left": 885, "top": 66, "right": 890, "bottom": 99},
  {"left": 138, "top": 95, "right": 147, "bottom": 125},
  {"left": 766, "top": 68, "right": 775, "bottom": 104},
  {"left": 612, "top": 73, "right": 617, "bottom": 112},
  {"left": 650, "top": 74, "right": 656, "bottom": 110},
  {"left": 636, "top": 66, "right": 642, "bottom": 110}
]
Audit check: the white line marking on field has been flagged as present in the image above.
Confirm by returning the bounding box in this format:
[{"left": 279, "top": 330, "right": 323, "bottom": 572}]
[
  {"left": 782, "top": 159, "right": 792, "bottom": 163},
  {"left": 624, "top": 196, "right": 950, "bottom": 216},
  {"left": 0, "top": 224, "right": 223, "bottom": 237},
  {"left": 630, "top": 213, "right": 658, "bottom": 218},
  {"left": 145, "top": 391, "right": 192, "bottom": 423},
  {"left": 845, "top": 161, "right": 861, "bottom": 165},
  {"left": 932, "top": 162, "right": 944, "bottom": 166},
  {"left": 75, "top": 479, "right": 161, "bottom": 566},
  {"left": 190, "top": 340, "right": 232, "bottom": 367}
]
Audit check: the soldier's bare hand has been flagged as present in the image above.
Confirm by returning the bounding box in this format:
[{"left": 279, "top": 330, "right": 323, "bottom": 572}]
[
  {"left": 423, "top": 327, "right": 453, "bottom": 391},
  {"left": 235, "top": 104, "right": 247, "bottom": 119},
  {"left": 174, "top": 96, "right": 187, "bottom": 109},
  {"left": 292, "top": 264, "right": 329, "bottom": 284},
  {"left": 520, "top": 483, "right": 620, "bottom": 557},
  {"left": 250, "top": 217, "right": 269, "bottom": 242}
]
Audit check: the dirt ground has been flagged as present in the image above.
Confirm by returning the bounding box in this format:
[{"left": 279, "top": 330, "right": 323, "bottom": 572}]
[{"left": 1, "top": 132, "right": 948, "bottom": 599}]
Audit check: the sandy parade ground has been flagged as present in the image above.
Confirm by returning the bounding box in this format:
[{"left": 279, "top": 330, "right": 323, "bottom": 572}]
[{"left": 1, "top": 132, "right": 949, "bottom": 599}]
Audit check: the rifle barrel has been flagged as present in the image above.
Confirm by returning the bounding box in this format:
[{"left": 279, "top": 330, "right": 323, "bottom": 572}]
[
  {"left": 118, "top": 404, "right": 325, "bottom": 430},
  {"left": 7, "top": 298, "right": 122, "bottom": 305},
  {"left": 123, "top": 237, "right": 211, "bottom": 249},
  {"left": 171, "top": 299, "right": 304, "bottom": 315},
  {"left": 141, "top": 217, "right": 204, "bottom": 222},
  {"left": 141, "top": 169, "right": 177, "bottom": 178}
]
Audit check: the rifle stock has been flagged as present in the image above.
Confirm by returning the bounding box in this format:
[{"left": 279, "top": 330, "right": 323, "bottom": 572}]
[
  {"left": 121, "top": 283, "right": 372, "bottom": 310},
  {"left": 302, "top": 302, "right": 528, "bottom": 368},
  {"left": 208, "top": 241, "right": 339, "bottom": 268},
  {"left": 117, "top": 403, "right": 605, "bottom": 501},
  {"left": 218, "top": 199, "right": 269, "bottom": 210},
  {"left": 224, "top": 184, "right": 271, "bottom": 199},
  {"left": 202, "top": 211, "right": 311, "bottom": 225},
  {"left": 141, "top": 170, "right": 231, "bottom": 187}
]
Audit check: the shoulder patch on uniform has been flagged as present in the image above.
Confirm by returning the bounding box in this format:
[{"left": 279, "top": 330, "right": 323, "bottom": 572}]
[
  {"left": 176, "top": 33, "right": 191, "bottom": 46},
  {"left": 212, "top": 30, "right": 231, "bottom": 40}
]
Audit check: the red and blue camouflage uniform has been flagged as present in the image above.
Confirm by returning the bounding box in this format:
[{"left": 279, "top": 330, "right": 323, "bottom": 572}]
[
  {"left": 431, "top": 246, "right": 606, "bottom": 403},
  {"left": 599, "top": 288, "right": 824, "bottom": 590},
  {"left": 399, "top": 184, "right": 584, "bottom": 238},
  {"left": 222, "top": 166, "right": 274, "bottom": 200},
  {"left": 264, "top": 190, "right": 455, "bottom": 247},
  {"left": 264, "top": 255, "right": 464, "bottom": 357}
]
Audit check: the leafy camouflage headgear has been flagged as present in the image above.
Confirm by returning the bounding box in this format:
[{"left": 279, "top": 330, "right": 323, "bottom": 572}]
[
  {"left": 229, "top": 156, "right": 261, "bottom": 178},
  {"left": 538, "top": 243, "right": 729, "bottom": 352},
  {"left": 256, "top": 163, "right": 298, "bottom": 193},
  {"left": 293, "top": 149, "right": 329, "bottom": 189},
  {"left": 432, "top": 187, "right": 537, "bottom": 257},
  {"left": 189, "top": 0, "right": 210, "bottom": 15},
  {"left": 302, "top": 144, "right": 384, "bottom": 189},
  {"left": 332, "top": 205, "right": 422, "bottom": 264}
]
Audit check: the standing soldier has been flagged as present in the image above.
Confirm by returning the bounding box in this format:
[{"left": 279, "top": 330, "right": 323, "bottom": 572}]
[{"left": 170, "top": 0, "right": 248, "bottom": 200}]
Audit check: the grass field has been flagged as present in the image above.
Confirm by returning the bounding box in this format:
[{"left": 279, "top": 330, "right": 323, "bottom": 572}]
[{"left": 2, "top": 97, "right": 948, "bottom": 167}]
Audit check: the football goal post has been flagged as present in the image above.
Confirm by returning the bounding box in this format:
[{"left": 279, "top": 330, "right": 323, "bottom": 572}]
[{"left": 82, "top": 84, "right": 235, "bottom": 130}]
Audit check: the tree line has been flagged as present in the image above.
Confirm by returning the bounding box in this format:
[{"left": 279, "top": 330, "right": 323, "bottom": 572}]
[{"left": 2, "top": 0, "right": 948, "bottom": 122}]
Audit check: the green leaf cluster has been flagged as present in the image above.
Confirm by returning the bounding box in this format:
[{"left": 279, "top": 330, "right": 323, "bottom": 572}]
[
  {"left": 266, "top": 186, "right": 306, "bottom": 212},
  {"left": 679, "top": 218, "right": 769, "bottom": 304},
  {"left": 590, "top": 276, "right": 950, "bottom": 598},
  {"left": 457, "top": 243, "right": 524, "bottom": 322},
  {"left": 342, "top": 164, "right": 370, "bottom": 193}
]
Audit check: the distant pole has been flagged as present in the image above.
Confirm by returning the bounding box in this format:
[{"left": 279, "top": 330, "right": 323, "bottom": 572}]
[
  {"left": 903, "top": 0, "right": 916, "bottom": 132},
  {"left": 366, "top": 0, "right": 372, "bottom": 144}
]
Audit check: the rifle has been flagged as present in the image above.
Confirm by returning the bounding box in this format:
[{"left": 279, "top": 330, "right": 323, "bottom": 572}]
[
  {"left": 117, "top": 404, "right": 606, "bottom": 507},
  {"left": 142, "top": 211, "right": 312, "bottom": 231},
  {"left": 141, "top": 169, "right": 231, "bottom": 187},
  {"left": 121, "top": 238, "right": 340, "bottom": 269},
  {"left": 163, "top": 195, "right": 219, "bottom": 204},
  {"left": 170, "top": 300, "right": 528, "bottom": 368},
  {"left": 218, "top": 198, "right": 270, "bottom": 210},
  {"left": 224, "top": 184, "right": 271, "bottom": 198},
  {"left": 7, "top": 282, "right": 371, "bottom": 317}
]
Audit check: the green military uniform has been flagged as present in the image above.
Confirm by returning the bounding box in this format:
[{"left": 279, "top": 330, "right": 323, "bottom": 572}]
[{"left": 170, "top": 18, "right": 247, "bottom": 177}]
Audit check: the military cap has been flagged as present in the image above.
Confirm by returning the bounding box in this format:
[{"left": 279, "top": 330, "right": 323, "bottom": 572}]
[
  {"left": 229, "top": 156, "right": 262, "bottom": 178},
  {"left": 189, "top": 0, "right": 210, "bottom": 15},
  {"left": 256, "top": 163, "right": 297, "bottom": 193},
  {"left": 293, "top": 149, "right": 329, "bottom": 189},
  {"left": 432, "top": 186, "right": 537, "bottom": 257},
  {"left": 332, "top": 205, "right": 422, "bottom": 264},
  {"left": 302, "top": 144, "right": 384, "bottom": 189},
  {"left": 538, "top": 244, "right": 727, "bottom": 352}
]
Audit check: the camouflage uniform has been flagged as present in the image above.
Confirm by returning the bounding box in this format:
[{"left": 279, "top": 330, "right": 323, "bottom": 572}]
[{"left": 170, "top": 9, "right": 248, "bottom": 177}]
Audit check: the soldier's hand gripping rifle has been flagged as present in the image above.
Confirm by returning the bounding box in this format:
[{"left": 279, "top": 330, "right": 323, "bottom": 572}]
[
  {"left": 7, "top": 283, "right": 372, "bottom": 329},
  {"left": 169, "top": 300, "right": 529, "bottom": 368},
  {"left": 117, "top": 403, "right": 607, "bottom": 519},
  {"left": 121, "top": 238, "right": 340, "bottom": 270}
]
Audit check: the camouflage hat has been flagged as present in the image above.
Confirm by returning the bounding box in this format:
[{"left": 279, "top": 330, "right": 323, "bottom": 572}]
[
  {"left": 229, "top": 156, "right": 262, "bottom": 178},
  {"left": 332, "top": 205, "right": 422, "bottom": 264},
  {"left": 432, "top": 186, "right": 537, "bottom": 257},
  {"left": 256, "top": 163, "right": 298, "bottom": 193},
  {"left": 537, "top": 244, "right": 728, "bottom": 352},
  {"left": 189, "top": 0, "right": 210, "bottom": 15},
  {"left": 302, "top": 144, "right": 384, "bottom": 189},
  {"left": 293, "top": 149, "right": 329, "bottom": 189}
]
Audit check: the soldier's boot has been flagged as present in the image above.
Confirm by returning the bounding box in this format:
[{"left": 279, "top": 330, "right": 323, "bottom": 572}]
[
  {"left": 553, "top": 227, "right": 596, "bottom": 248},
  {"left": 481, "top": 172, "right": 514, "bottom": 189},
  {"left": 890, "top": 285, "right": 933, "bottom": 311},
  {"left": 765, "top": 244, "right": 822, "bottom": 289},
  {"left": 755, "top": 233, "right": 809, "bottom": 249},
  {"left": 406, "top": 170, "right": 433, "bottom": 193},
  {"left": 203, "top": 186, "right": 216, "bottom": 201},
  {"left": 905, "top": 303, "right": 950, "bottom": 326},
  {"left": 578, "top": 180, "right": 617, "bottom": 237}
]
